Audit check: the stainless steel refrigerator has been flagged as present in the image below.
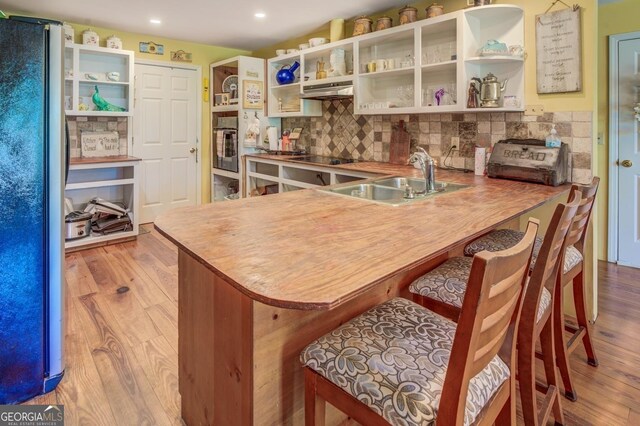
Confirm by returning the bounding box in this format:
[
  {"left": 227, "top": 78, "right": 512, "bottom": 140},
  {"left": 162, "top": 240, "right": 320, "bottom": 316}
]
[{"left": 0, "top": 17, "right": 65, "bottom": 404}]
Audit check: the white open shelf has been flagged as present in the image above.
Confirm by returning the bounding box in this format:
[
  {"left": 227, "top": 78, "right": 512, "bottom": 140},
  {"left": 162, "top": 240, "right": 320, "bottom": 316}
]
[
  {"left": 64, "top": 43, "right": 134, "bottom": 117},
  {"left": 359, "top": 68, "right": 415, "bottom": 79},
  {"left": 422, "top": 60, "right": 457, "bottom": 71},
  {"left": 64, "top": 159, "right": 140, "bottom": 250},
  {"left": 244, "top": 157, "right": 380, "bottom": 198},
  {"left": 266, "top": 4, "right": 525, "bottom": 116},
  {"left": 302, "top": 75, "right": 354, "bottom": 87},
  {"left": 65, "top": 229, "right": 137, "bottom": 249}
]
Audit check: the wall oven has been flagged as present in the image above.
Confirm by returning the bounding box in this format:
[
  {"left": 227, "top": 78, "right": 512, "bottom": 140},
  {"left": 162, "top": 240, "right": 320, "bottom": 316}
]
[{"left": 213, "top": 119, "right": 238, "bottom": 173}]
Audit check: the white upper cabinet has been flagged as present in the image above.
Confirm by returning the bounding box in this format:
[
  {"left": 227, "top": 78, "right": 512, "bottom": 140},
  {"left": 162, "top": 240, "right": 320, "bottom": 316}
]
[
  {"left": 64, "top": 44, "right": 134, "bottom": 117},
  {"left": 266, "top": 4, "right": 524, "bottom": 116}
]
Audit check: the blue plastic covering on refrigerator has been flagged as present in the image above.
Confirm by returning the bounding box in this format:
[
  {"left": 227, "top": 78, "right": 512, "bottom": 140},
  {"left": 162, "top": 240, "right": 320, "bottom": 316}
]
[{"left": 0, "top": 19, "right": 46, "bottom": 404}]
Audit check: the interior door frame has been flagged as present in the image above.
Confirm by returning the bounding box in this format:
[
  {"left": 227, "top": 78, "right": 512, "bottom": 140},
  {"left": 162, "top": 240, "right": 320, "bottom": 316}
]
[
  {"left": 608, "top": 31, "right": 640, "bottom": 263},
  {"left": 133, "top": 58, "right": 203, "bottom": 205}
]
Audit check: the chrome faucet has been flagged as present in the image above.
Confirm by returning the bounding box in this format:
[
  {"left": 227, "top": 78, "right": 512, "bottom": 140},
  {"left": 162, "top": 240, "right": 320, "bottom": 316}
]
[{"left": 408, "top": 147, "right": 436, "bottom": 194}]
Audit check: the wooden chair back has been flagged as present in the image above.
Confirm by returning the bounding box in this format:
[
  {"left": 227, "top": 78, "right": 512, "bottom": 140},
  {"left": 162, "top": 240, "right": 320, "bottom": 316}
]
[
  {"left": 523, "top": 189, "right": 582, "bottom": 326},
  {"left": 565, "top": 177, "right": 600, "bottom": 253},
  {"left": 438, "top": 219, "right": 539, "bottom": 424}
]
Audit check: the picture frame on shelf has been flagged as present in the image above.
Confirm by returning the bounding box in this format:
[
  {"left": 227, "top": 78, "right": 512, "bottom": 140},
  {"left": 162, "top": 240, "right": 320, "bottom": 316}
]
[{"left": 242, "top": 79, "right": 264, "bottom": 109}]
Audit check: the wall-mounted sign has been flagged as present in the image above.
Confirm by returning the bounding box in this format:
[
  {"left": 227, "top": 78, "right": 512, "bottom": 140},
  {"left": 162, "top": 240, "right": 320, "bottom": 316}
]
[
  {"left": 243, "top": 80, "right": 263, "bottom": 109},
  {"left": 81, "top": 131, "right": 120, "bottom": 158},
  {"left": 203, "top": 77, "right": 210, "bottom": 103},
  {"left": 171, "top": 50, "right": 192, "bottom": 62},
  {"left": 139, "top": 41, "right": 164, "bottom": 55},
  {"left": 535, "top": 7, "right": 582, "bottom": 94},
  {"left": 246, "top": 70, "right": 259, "bottom": 78}
]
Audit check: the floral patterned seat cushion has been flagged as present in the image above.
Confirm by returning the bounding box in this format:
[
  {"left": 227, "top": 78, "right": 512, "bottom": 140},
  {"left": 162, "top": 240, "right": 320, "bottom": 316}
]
[
  {"left": 300, "top": 298, "right": 510, "bottom": 426},
  {"left": 410, "top": 257, "right": 550, "bottom": 324},
  {"left": 537, "top": 287, "right": 552, "bottom": 322},
  {"left": 464, "top": 229, "right": 582, "bottom": 273},
  {"left": 409, "top": 257, "right": 473, "bottom": 309},
  {"left": 563, "top": 245, "right": 583, "bottom": 273}
]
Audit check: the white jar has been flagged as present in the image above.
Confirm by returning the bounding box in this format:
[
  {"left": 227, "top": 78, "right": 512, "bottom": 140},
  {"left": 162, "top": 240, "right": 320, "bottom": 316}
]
[
  {"left": 106, "top": 35, "right": 122, "bottom": 50},
  {"left": 82, "top": 29, "right": 99, "bottom": 46},
  {"left": 62, "top": 23, "right": 74, "bottom": 44}
]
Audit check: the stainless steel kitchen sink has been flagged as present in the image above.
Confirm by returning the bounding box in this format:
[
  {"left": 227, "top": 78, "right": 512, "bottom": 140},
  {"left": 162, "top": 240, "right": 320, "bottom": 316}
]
[
  {"left": 329, "top": 184, "right": 406, "bottom": 203},
  {"left": 324, "top": 176, "right": 468, "bottom": 205}
]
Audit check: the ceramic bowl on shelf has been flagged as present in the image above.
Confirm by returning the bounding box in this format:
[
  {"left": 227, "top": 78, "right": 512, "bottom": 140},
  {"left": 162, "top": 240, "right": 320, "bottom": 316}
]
[
  {"left": 106, "top": 71, "right": 120, "bottom": 82},
  {"left": 286, "top": 48, "right": 299, "bottom": 54},
  {"left": 276, "top": 49, "right": 286, "bottom": 56},
  {"left": 298, "top": 43, "right": 310, "bottom": 50},
  {"left": 309, "top": 37, "right": 328, "bottom": 47}
]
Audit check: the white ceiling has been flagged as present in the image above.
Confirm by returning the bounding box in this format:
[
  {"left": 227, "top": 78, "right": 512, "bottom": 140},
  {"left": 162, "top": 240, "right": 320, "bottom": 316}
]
[{"left": 0, "top": 0, "right": 406, "bottom": 50}]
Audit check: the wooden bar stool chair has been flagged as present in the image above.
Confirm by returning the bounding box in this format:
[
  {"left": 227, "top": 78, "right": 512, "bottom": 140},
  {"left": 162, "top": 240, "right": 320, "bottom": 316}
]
[
  {"left": 300, "top": 220, "right": 539, "bottom": 426},
  {"left": 409, "top": 192, "right": 580, "bottom": 426},
  {"left": 463, "top": 177, "right": 600, "bottom": 401}
]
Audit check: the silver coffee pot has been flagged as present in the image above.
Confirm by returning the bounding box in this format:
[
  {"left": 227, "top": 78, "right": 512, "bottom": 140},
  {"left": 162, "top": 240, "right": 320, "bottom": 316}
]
[{"left": 474, "top": 73, "right": 508, "bottom": 108}]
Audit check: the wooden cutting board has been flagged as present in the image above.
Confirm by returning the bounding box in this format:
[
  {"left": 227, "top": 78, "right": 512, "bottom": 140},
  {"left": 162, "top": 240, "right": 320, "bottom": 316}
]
[{"left": 389, "top": 120, "right": 411, "bottom": 164}]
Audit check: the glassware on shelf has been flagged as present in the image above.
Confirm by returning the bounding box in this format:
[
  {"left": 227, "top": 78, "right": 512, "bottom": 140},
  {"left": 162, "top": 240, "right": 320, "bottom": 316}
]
[
  {"left": 422, "top": 88, "right": 434, "bottom": 106},
  {"left": 423, "top": 83, "right": 455, "bottom": 107},
  {"left": 447, "top": 41, "right": 457, "bottom": 61},
  {"left": 400, "top": 54, "right": 415, "bottom": 68},
  {"left": 395, "top": 84, "right": 414, "bottom": 107},
  {"left": 424, "top": 45, "right": 442, "bottom": 64},
  {"left": 423, "top": 41, "right": 456, "bottom": 65}
]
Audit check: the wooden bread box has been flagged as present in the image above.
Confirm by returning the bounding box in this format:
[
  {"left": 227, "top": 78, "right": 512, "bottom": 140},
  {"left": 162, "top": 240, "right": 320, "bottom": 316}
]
[{"left": 487, "top": 139, "right": 570, "bottom": 187}]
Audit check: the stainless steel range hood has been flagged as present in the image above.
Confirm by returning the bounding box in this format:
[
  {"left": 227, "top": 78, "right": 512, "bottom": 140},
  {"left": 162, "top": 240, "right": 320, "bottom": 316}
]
[{"left": 300, "top": 80, "right": 353, "bottom": 100}]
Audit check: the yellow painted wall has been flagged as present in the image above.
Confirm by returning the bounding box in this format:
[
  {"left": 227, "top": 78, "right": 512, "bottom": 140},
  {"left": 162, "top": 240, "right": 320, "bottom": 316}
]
[
  {"left": 597, "top": 0, "right": 640, "bottom": 260},
  {"left": 6, "top": 11, "right": 249, "bottom": 202}
]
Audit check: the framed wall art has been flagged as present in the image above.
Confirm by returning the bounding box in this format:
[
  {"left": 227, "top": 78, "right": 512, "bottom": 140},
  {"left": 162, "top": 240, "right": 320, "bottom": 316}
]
[
  {"left": 139, "top": 41, "right": 164, "bottom": 55},
  {"left": 242, "top": 80, "right": 263, "bottom": 109},
  {"left": 536, "top": 6, "right": 582, "bottom": 93}
]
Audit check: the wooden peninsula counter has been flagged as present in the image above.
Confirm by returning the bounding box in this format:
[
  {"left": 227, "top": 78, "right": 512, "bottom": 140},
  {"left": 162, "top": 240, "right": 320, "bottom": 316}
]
[{"left": 155, "top": 159, "right": 569, "bottom": 425}]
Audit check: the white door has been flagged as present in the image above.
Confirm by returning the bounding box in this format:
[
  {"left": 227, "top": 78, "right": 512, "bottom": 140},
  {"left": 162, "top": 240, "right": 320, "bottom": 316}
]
[
  {"left": 134, "top": 64, "right": 198, "bottom": 224},
  {"left": 616, "top": 37, "right": 640, "bottom": 267}
]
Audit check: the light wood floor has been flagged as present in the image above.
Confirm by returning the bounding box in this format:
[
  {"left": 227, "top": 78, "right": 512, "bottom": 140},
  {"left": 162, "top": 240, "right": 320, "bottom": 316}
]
[{"left": 24, "top": 225, "right": 640, "bottom": 425}]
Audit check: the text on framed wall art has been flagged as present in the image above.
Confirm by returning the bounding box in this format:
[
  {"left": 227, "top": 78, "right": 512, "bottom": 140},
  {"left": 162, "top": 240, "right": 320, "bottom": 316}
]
[{"left": 535, "top": 6, "right": 582, "bottom": 94}]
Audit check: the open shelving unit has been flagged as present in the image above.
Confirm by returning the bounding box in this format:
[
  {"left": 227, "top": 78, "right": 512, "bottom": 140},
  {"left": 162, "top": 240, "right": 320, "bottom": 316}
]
[
  {"left": 210, "top": 56, "right": 281, "bottom": 201},
  {"left": 64, "top": 158, "right": 140, "bottom": 250},
  {"left": 266, "top": 4, "right": 525, "bottom": 116},
  {"left": 245, "top": 157, "right": 379, "bottom": 197},
  {"left": 64, "top": 43, "right": 134, "bottom": 116}
]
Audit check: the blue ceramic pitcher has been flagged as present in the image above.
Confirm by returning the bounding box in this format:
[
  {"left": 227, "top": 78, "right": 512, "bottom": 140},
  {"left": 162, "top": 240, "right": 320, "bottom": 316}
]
[{"left": 276, "top": 61, "right": 300, "bottom": 85}]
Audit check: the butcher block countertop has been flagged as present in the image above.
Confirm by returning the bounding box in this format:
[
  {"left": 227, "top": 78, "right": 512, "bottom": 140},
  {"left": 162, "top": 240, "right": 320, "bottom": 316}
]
[{"left": 155, "top": 158, "right": 569, "bottom": 310}]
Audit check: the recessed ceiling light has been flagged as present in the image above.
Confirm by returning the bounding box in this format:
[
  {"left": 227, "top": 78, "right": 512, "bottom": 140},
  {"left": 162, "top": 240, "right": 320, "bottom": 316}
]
[
  {"left": 149, "top": 18, "right": 162, "bottom": 24},
  {"left": 254, "top": 12, "right": 266, "bottom": 18}
]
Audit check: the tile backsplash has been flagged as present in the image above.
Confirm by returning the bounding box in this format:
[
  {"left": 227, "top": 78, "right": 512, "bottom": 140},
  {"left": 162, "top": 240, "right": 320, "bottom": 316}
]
[
  {"left": 284, "top": 100, "right": 593, "bottom": 184},
  {"left": 67, "top": 116, "right": 128, "bottom": 158}
]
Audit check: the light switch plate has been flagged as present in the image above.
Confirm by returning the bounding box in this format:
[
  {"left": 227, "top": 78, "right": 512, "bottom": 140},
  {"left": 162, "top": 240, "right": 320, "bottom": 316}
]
[{"left": 524, "top": 105, "right": 544, "bottom": 116}]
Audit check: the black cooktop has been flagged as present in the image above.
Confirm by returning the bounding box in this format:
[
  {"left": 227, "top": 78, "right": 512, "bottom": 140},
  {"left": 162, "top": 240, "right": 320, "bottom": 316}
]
[{"left": 293, "top": 155, "right": 358, "bottom": 166}]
